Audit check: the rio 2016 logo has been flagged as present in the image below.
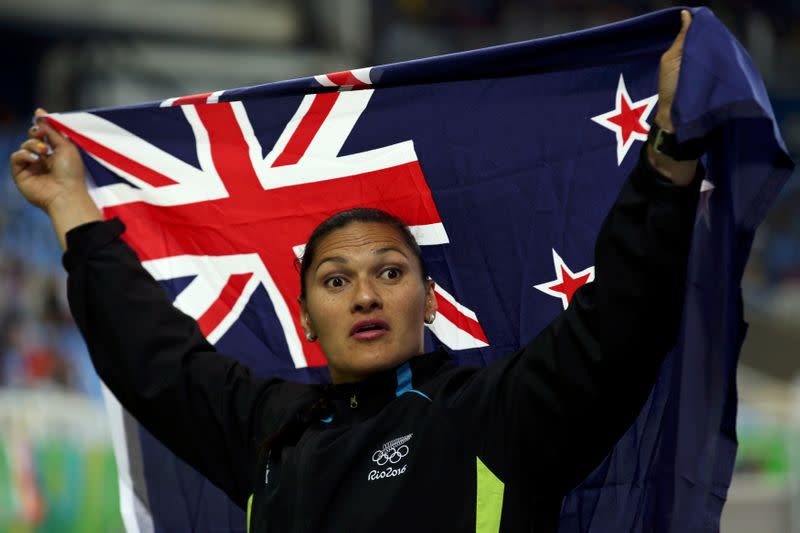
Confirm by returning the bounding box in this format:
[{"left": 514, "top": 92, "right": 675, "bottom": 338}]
[{"left": 368, "top": 433, "right": 412, "bottom": 481}]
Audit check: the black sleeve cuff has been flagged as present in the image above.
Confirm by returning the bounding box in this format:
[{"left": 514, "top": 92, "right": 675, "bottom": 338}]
[
  {"left": 632, "top": 144, "right": 704, "bottom": 204},
  {"left": 62, "top": 218, "right": 127, "bottom": 272}
]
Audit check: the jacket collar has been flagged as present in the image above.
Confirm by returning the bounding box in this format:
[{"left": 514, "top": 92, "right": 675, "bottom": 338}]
[{"left": 319, "top": 348, "right": 450, "bottom": 425}]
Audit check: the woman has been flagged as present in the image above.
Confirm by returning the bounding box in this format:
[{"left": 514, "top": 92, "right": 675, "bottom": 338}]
[{"left": 11, "top": 12, "right": 700, "bottom": 532}]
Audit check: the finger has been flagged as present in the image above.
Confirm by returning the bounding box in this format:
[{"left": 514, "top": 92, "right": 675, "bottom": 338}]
[
  {"left": 32, "top": 108, "right": 70, "bottom": 148},
  {"left": 680, "top": 10, "right": 693, "bottom": 32},
  {"left": 673, "top": 10, "right": 692, "bottom": 48},
  {"left": 31, "top": 108, "right": 48, "bottom": 130},
  {"left": 10, "top": 149, "right": 41, "bottom": 175},
  {"left": 21, "top": 138, "right": 51, "bottom": 155},
  {"left": 677, "top": 10, "right": 691, "bottom": 39},
  {"left": 663, "top": 10, "right": 691, "bottom": 59},
  {"left": 37, "top": 121, "right": 69, "bottom": 148},
  {"left": 28, "top": 124, "right": 45, "bottom": 140},
  {"left": 12, "top": 148, "right": 41, "bottom": 164}
]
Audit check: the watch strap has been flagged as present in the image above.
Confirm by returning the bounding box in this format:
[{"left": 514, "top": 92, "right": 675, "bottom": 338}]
[{"left": 647, "top": 123, "right": 706, "bottom": 161}]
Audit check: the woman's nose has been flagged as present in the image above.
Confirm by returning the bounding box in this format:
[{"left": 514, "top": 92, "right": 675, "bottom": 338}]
[{"left": 351, "top": 278, "right": 382, "bottom": 313}]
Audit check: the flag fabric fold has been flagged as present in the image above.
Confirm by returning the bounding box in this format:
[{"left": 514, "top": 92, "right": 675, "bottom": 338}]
[{"left": 50, "top": 6, "right": 793, "bottom": 532}]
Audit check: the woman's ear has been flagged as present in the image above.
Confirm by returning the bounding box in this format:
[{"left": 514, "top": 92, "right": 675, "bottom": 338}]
[
  {"left": 298, "top": 297, "right": 316, "bottom": 342},
  {"left": 424, "top": 279, "right": 438, "bottom": 322}
]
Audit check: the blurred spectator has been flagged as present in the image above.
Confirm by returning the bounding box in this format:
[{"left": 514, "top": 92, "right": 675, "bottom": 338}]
[{"left": 0, "top": 132, "right": 103, "bottom": 401}]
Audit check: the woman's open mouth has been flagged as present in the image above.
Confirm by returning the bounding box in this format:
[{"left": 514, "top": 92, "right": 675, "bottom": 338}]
[{"left": 350, "top": 319, "right": 390, "bottom": 340}]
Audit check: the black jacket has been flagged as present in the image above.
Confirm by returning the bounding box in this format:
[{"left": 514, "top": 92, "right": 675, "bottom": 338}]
[{"left": 63, "top": 149, "right": 701, "bottom": 532}]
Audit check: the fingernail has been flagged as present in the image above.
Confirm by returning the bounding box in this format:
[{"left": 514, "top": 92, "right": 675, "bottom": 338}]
[{"left": 30, "top": 153, "right": 40, "bottom": 161}]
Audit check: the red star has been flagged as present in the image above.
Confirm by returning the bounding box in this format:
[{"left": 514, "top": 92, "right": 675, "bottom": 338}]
[
  {"left": 534, "top": 249, "right": 595, "bottom": 310},
  {"left": 591, "top": 74, "right": 658, "bottom": 165},
  {"left": 608, "top": 96, "right": 649, "bottom": 144}
]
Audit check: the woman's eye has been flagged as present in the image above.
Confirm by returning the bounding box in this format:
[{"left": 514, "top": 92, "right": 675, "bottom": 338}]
[
  {"left": 380, "top": 268, "right": 402, "bottom": 280},
  {"left": 324, "top": 276, "right": 346, "bottom": 289}
]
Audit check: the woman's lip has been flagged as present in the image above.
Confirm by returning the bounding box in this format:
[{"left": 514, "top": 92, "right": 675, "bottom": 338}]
[
  {"left": 349, "top": 319, "right": 389, "bottom": 336},
  {"left": 351, "top": 329, "right": 388, "bottom": 341}
]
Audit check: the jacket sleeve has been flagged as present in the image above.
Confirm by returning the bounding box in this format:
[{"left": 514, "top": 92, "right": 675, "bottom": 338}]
[
  {"left": 442, "top": 148, "right": 702, "bottom": 494},
  {"left": 63, "top": 219, "right": 290, "bottom": 508}
]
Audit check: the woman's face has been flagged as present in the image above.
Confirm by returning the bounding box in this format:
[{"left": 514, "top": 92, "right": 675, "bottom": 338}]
[{"left": 299, "top": 221, "right": 437, "bottom": 384}]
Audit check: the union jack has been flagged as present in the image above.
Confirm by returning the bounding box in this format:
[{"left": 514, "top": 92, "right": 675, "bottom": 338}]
[{"left": 49, "top": 67, "right": 488, "bottom": 372}]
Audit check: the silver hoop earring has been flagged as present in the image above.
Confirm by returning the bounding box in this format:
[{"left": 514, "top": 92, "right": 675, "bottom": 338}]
[{"left": 306, "top": 332, "right": 316, "bottom": 342}]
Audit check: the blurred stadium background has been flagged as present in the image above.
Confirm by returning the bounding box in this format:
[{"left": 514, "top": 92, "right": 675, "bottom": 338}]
[{"left": 0, "top": 1, "right": 797, "bottom": 531}]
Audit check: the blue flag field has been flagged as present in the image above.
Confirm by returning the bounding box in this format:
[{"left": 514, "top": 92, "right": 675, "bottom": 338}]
[{"left": 48, "top": 6, "right": 794, "bottom": 532}]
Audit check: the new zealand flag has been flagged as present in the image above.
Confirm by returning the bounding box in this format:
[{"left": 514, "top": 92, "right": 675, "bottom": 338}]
[{"left": 48, "top": 6, "right": 794, "bottom": 532}]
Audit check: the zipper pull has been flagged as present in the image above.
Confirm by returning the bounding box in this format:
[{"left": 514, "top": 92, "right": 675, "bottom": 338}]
[{"left": 349, "top": 394, "right": 358, "bottom": 409}]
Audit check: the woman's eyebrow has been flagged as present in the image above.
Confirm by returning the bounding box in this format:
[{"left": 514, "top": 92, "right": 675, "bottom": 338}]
[
  {"left": 315, "top": 256, "right": 347, "bottom": 273},
  {"left": 373, "top": 247, "right": 409, "bottom": 258}
]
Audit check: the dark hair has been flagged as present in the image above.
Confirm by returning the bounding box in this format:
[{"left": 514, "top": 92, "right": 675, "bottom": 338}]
[{"left": 296, "top": 207, "right": 428, "bottom": 299}]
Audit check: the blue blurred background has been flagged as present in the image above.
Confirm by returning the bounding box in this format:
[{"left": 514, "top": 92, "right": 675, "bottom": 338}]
[{"left": 0, "top": 1, "right": 797, "bottom": 531}]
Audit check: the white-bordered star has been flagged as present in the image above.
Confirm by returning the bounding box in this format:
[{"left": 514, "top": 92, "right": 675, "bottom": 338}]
[
  {"left": 533, "top": 249, "right": 595, "bottom": 310},
  {"left": 591, "top": 74, "right": 658, "bottom": 166}
]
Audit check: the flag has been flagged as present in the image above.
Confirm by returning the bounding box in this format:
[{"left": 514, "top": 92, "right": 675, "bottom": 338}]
[{"left": 48, "top": 6, "right": 794, "bottom": 532}]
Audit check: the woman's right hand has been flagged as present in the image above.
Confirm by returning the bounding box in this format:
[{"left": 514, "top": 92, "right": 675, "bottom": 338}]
[
  {"left": 10, "top": 108, "right": 103, "bottom": 250},
  {"left": 10, "top": 108, "right": 88, "bottom": 212}
]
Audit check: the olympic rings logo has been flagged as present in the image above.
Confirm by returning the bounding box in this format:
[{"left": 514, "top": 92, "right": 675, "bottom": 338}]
[{"left": 371, "top": 444, "right": 409, "bottom": 465}]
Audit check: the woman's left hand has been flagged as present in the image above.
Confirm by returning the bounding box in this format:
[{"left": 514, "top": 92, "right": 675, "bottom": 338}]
[
  {"left": 655, "top": 10, "right": 692, "bottom": 132},
  {"left": 647, "top": 10, "right": 697, "bottom": 186}
]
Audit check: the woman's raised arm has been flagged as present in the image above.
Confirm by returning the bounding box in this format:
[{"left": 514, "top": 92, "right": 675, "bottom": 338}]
[
  {"left": 10, "top": 116, "right": 298, "bottom": 508},
  {"left": 439, "top": 9, "right": 702, "bottom": 496}
]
